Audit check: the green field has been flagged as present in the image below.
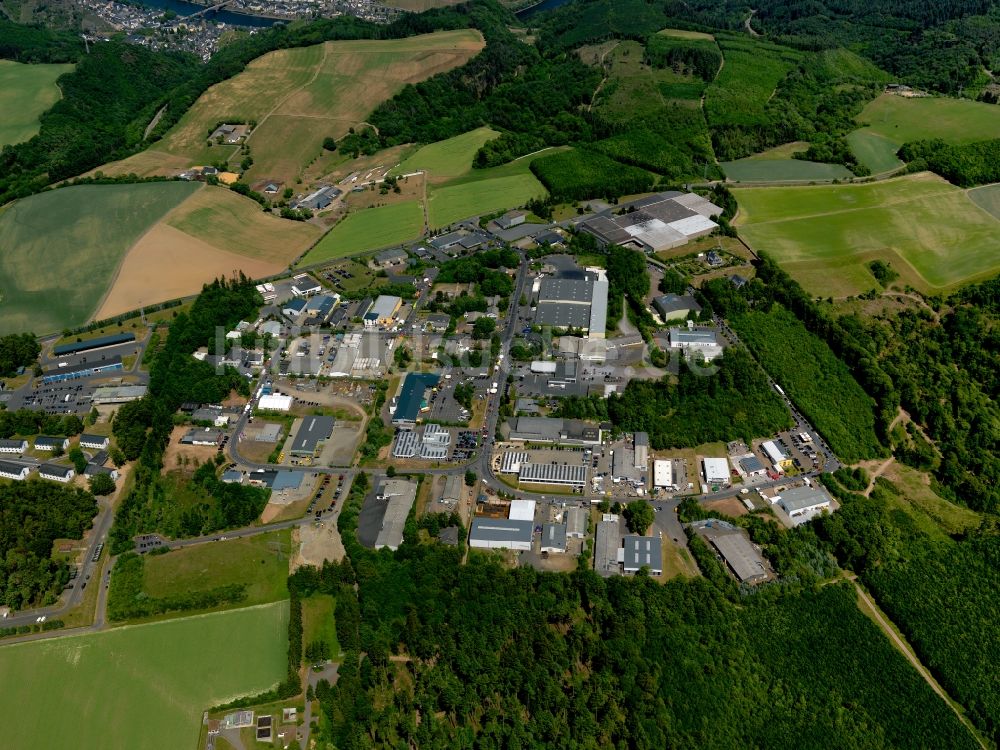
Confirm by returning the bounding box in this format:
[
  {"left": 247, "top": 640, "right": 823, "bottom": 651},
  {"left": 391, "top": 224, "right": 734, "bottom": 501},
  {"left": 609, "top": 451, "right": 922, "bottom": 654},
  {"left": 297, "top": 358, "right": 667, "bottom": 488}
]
[
  {"left": 855, "top": 93, "right": 1000, "bottom": 146},
  {"left": 147, "top": 31, "right": 483, "bottom": 185},
  {"left": 391, "top": 127, "right": 499, "bottom": 181},
  {"left": 302, "top": 593, "right": 340, "bottom": 658},
  {"left": 0, "top": 182, "right": 199, "bottom": 335},
  {"left": 429, "top": 172, "right": 546, "bottom": 227},
  {"left": 705, "top": 36, "right": 802, "bottom": 128},
  {"left": 967, "top": 184, "right": 1000, "bottom": 221},
  {"left": 0, "top": 59, "right": 73, "bottom": 148},
  {"left": 722, "top": 158, "right": 852, "bottom": 182},
  {"left": 301, "top": 201, "right": 424, "bottom": 264},
  {"left": 0, "top": 603, "right": 288, "bottom": 749},
  {"left": 142, "top": 530, "right": 290, "bottom": 611},
  {"left": 846, "top": 129, "right": 904, "bottom": 174},
  {"left": 735, "top": 174, "right": 1000, "bottom": 295}
]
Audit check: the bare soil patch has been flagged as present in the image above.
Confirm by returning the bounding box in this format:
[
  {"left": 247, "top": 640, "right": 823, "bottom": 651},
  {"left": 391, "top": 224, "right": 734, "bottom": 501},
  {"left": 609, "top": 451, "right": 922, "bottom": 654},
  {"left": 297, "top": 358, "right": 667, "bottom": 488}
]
[{"left": 162, "top": 425, "right": 219, "bottom": 475}]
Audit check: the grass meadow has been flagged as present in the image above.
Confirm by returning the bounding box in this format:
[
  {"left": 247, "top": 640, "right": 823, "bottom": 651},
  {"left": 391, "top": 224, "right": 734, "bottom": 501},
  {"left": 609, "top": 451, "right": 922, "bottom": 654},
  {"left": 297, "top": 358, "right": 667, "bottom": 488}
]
[
  {"left": 967, "top": 184, "right": 1000, "bottom": 221},
  {"left": 723, "top": 158, "right": 852, "bottom": 182},
  {"left": 0, "top": 182, "right": 198, "bottom": 335},
  {"left": 301, "top": 201, "right": 424, "bottom": 264},
  {"left": 391, "top": 127, "right": 499, "bottom": 181},
  {"left": 0, "top": 60, "right": 73, "bottom": 147},
  {"left": 734, "top": 173, "right": 1000, "bottom": 296},
  {"left": 0, "top": 603, "right": 288, "bottom": 749},
  {"left": 705, "top": 35, "right": 802, "bottom": 128},
  {"left": 845, "top": 129, "right": 905, "bottom": 174},
  {"left": 855, "top": 93, "right": 1000, "bottom": 146},
  {"left": 428, "top": 172, "right": 546, "bottom": 228},
  {"left": 302, "top": 593, "right": 340, "bottom": 658},
  {"left": 152, "top": 30, "right": 483, "bottom": 185},
  {"left": 165, "top": 185, "right": 320, "bottom": 262}
]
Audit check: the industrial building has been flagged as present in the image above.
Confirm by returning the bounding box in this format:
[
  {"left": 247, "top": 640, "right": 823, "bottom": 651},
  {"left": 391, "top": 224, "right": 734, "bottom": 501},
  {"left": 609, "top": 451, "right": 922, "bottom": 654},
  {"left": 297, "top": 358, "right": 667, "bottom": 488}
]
[
  {"left": 702, "top": 457, "right": 730, "bottom": 486},
  {"left": 622, "top": 536, "right": 663, "bottom": 575},
  {"left": 739, "top": 455, "right": 767, "bottom": 478},
  {"left": 518, "top": 462, "right": 588, "bottom": 488},
  {"left": 42, "top": 356, "right": 125, "bottom": 384},
  {"left": 468, "top": 518, "right": 534, "bottom": 551},
  {"left": 258, "top": 393, "right": 293, "bottom": 412},
  {"left": 364, "top": 295, "right": 402, "bottom": 328},
  {"left": 653, "top": 459, "right": 673, "bottom": 489},
  {"left": 540, "top": 523, "right": 568, "bottom": 553},
  {"left": 391, "top": 373, "right": 440, "bottom": 425},
  {"left": 507, "top": 417, "right": 601, "bottom": 445},
  {"left": 91, "top": 384, "right": 147, "bottom": 404},
  {"left": 668, "top": 328, "right": 723, "bottom": 362},
  {"left": 594, "top": 514, "right": 621, "bottom": 575},
  {"left": 612, "top": 448, "right": 643, "bottom": 485},
  {"left": 762, "top": 440, "right": 793, "bottom": 471},
  {"left": 441, "top": 475, "right": 463, "bottom": 504},
  {"left": 181, "top": 428, "right": 224, "bottom": 446},
  {"left": 290, "top": 274, "right": 322, "bottom": 297},
  {"left": 777, "top": 485, "right": 833, "bottom": 525},
  {"left": 392, "top": 424, "right": 451, "bottom": 460},
  {"left": 292, "top": 186, "right": 341, "bottom": 212},
  {"left": 374, "top": 480, "right": 418, "bottom": 551},
  {"left": 53, "top": 333, "right": 135, "bottom": 357},
  {"left": 578, "top": 192, "right": 721, "bottom": 254},
  {"left": 532, "top": 271, "right": 609, "bottom": 338},
  {"left": 565, "top": 506, "right": 588, "bottom": 538},
  {"left": 508, "top": 499, "right": 536, "bottom": 521},
  {"left": 653, "top": 294, "right": 701, "bottom": 321},
  {"left": 290, "top": 416, "right": 335, "bottom": 456},
  {"left": 634, "top": 432, "right": 649, "bottom": 468},
  {"left": 709, "top": 531, "right": 768, "bottom": 584}
]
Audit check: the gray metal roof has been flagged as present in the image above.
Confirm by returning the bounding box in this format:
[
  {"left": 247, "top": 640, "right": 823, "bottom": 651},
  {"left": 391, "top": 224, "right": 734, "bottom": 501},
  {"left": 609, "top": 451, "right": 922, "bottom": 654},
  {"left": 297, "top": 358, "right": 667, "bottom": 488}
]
[
  {"left": 669, "top": 328, "right": 718, "bottom": 346},
  {"left": 469, "top": 518, "right": 533, "bottom": 544},
  {"left": 740, "top": 455, "right": 765, "bottom": 473},
  {"left": 654, "top": 294, "right": 701, "bottom": 316},
  {"left": 39, "top": 463, "right": 73, "bottom": 477},
  {"left": 541, "top": 523, "right": 567, "bottom": 550},
  {"left": 534, "top": 302, "right": 591, "bottom": 329},
  {"left": 290, "top": 415, "right": 335, "bottom": 455},
  {"left": 623, "top": 535, "right": 662, "bottom": 572},
  {"left": 519, "top": 462, "right": 587, "bottom": 485},
  {"left": 589, "top": 277, "right": 608, "bottom": 336},
  {"left": 375, "top": 480, "right": 417, "bottom": 550},
  {"left": 779, "top": 485, "right": 833, "bottom": 513},
  {"left": 711, "top": 532, "right": 767, "bottom": 582},
  {"left": 538, "top": 277, "right": 593, "bottom": 304}
]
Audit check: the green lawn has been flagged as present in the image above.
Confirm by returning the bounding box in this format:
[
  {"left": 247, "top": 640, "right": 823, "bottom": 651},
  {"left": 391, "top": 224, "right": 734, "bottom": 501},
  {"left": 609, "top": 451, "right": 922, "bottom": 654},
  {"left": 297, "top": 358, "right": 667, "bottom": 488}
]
[
  {"left": 301, "top": 201, "right": 424, "bottom": 265},
  {"left": 0, "top": 59, "right": 73, "bottom": 147},
  {"left": 426, "top": 155, "right": 548, "bottom": 228},
  {"left": 856, "top": 93, "right": 1000, "bottom": 146},
  {"left": 722, "top": 158, "right": 852, "bottom": 183},
  {"left": 846, "top": 129, "right": 904, "bottom": 174},
  {"left": 0, "top": 182, "right": 199, "bottom": 335},
  {"left": 734, "top": 173, "right": 1000, "bottom": 295},
  {"left": 142, "top": 530, "right": 291, "bottom": 608},
  {"left": 391, "top": 127, "right": 499, "bottom": 181},
  {"left": 0, "top": 603, "right": 288, "bottom": 750},
  {"left": 967, "top": 183, "right": 1000, "bottom": 222},
  {"left": 302, "top": 593, "right": 340, "bottom": 658}
]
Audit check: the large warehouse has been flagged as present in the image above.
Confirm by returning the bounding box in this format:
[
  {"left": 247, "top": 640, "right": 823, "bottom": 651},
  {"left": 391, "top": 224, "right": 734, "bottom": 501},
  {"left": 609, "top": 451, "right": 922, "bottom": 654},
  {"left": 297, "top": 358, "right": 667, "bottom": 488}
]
[
  {"left": 579, "top": 192, "right": 722, "bottom": 254},
  {"left": 532, "top": 270, "right": 608, "bottom": 338},
  {"left": 469, "top": 518, "right": 534, "bottom": 551}
]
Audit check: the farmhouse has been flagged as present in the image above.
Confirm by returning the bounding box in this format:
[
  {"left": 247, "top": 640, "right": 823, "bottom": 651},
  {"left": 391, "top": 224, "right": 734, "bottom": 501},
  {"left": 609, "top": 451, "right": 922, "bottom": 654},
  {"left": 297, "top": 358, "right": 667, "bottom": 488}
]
[
  {"left": 373, "top": 479, "right": 418, "bottom": 551},
  {"left": 532, "top": 270, "right": 609, "bottom": 338},
  {"left": 579, "top": 192, "right": 721, "bottom": 253},
  {"left": 79, "top": 434, "right": 109, "bottom": 450},
  {"left": 290, "top": 416, "right": 335, "bottom": 457},
  {"left": 39, "top": 463, "right": 74, "bottom": 483},
  {"left": 0, "top": 439, "right": 27, "bottom": 454},
  {"left": 777, "top": 485, "right": 833, "bottom": 525},
  {"left": 42, "top": 356, "right": 125, "bottom": 384},
  {"left": 364, "top": 295, "right": 402, "bottom": 328},
  {"left": 35, "top": 436, "right": 70, "bottom": 452},
  {"left": 0, "top": 460, "right": 30, "bottom": 481},
  {"left": 391, "top": 372, "right": 440, "bottom": 425},
  {"left": 209, "top": 123, "right": 246, "bottom": 144},
  {"left": 469, "top": 518, "right": 533, "bottom": 551},
  {"left": 622, "top": 536, "right": 662, "bottom": 575},
  {"left": 702, "top": 457, "right": 730, "bottom": 486},
  {"left": 653, "top": 294, "right": 701, "bottom": 321}
]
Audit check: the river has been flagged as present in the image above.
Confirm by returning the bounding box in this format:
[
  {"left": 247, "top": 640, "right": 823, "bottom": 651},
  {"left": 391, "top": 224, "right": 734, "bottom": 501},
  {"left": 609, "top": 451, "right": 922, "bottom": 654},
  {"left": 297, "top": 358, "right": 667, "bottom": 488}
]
[
  {"left": 515, "top": 0, "right": 573, "bottom": 20},
  {"left": 136, "top": 0, "right": 280, "bottom": 27}
]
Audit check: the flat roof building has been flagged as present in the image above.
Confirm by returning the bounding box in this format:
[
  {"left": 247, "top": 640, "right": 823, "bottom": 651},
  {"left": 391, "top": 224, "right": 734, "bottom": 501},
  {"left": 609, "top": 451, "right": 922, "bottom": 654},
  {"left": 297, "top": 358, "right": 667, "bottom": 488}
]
[
  {"left": 533, "top": 271, "right": 608, "bottom": 336},
  {"left": 653, "top": 459, "right": 673, "bottom": 488},
  {"left": 519, "top": 462, "right": 587, "bottom": 488},
  {"left": 392, "top": 373, "right": 440, "bottom": 425},
  {"left": 777, "top": 485, "right": 833, "bottom": 525},
  {"left": 541, "top": 523, "right": 568, "bottom": 553},
  {"left": 702, "top": 457, "right": 730, "bottom": 486},
  {"left": 374, "top": 479, "right": 418, "bottom": 551},
  {"left": 364, "top": 295, "right": 402, "bottom": 328},
  {"left": 622, "top": 535, "right": 662, "bottom": 575},
  {"left": 579, "top": 192, "right": 720, "bottom": 254},
  {"left": 258, "top": 393, "right": 293, "bottom": 412},
  {"left": 710, "top": 531, "right": 768, "bottom": 584},
  {"left": 53, "top": 333, "right": 135, "bottom": 357},
  {"left": 566, "top": 506, "right": 588, "bottom": 538},
  {"left": 594, "top": 514, "right": 621, "bottom": 575},
  {"left": 42, "top": 356, "right": 124, "bottom": 384},
  {"left": 290, "top": 416, "right": 335, "bottom": 456},
  {"left": 634, "top": 432, "right": 648, "bottom": 468},
  {"left": 653, "top": 294, "right": 701, "bottom": 321},
  {"left": 91, "top": 384, "right": 147, "bottom": 404},
  {"left": 469, "top": 518, "right": 533, "bottom": 551},
  {"left": 507, "top": 416, "right": 601, "bottom": 445},
  {"left": 508, "top": 499, "right": 536, "bottom": 521}
]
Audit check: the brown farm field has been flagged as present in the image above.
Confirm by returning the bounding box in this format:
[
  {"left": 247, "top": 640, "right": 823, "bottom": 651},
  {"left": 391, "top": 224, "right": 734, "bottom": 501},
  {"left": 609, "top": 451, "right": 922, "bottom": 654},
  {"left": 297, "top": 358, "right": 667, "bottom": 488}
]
[
  {"left": 96, "top": 186, "right": 320, "bottom": 319},
  {"left": 139, "top": 30, "right": 484, "bottom": 186}
]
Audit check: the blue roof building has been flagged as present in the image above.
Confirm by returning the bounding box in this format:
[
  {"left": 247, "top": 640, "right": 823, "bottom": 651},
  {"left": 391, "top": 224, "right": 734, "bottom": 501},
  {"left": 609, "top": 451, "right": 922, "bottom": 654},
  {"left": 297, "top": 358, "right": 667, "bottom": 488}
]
[{"left": 391, "top": 373, "right": 440, "bottom": 425}]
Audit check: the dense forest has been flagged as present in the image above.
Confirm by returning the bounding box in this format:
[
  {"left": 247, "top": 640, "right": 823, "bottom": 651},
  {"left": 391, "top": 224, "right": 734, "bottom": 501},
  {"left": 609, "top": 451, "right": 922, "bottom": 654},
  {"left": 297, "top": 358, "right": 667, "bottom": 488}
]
[
  {"left": 109, "top": 276, "right": 268, "bottom": 552},
  {"left": 0, "top": 481, "right": 97, "bottom": 609},
  {"left": 899, "top": 138, "right": 1000, "bottom": 186},
  {"left": 0, "top": 333, "right": 40, "bottom": 377},
  {"left": 279, "top": 467, "right": 982, "bottom": 750}
]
